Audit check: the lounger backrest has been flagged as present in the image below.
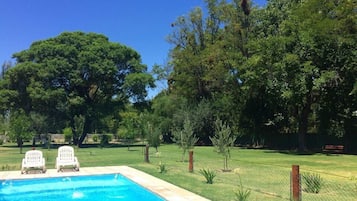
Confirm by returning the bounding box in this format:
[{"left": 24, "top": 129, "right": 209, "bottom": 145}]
[
  {"left": 58, "top": 146, "right": 75, "bottom": 162},
  {"left": 25, "top": 150, "right": 43, "bottom": 164}
]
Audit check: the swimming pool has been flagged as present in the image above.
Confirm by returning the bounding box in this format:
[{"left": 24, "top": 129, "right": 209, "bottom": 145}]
[{"left": 0, "top": 173, "right": 165, "bottom": 201}]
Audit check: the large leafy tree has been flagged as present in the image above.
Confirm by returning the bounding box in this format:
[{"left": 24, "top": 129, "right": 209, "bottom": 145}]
[
  {"left": 163, "top": 0, "right": 356, "bottom": 151},
  {"left": 0, "top": 32, "right": 154, "bottom": 147},
  {"left": 166, "top": 0, "right": 251, "bottom": 141},
  {"left": 279, "top": 0, "right": 356, "bottom": 151},
  {"left": 244, "top": 0, "right": 356, "bottom": 151}
]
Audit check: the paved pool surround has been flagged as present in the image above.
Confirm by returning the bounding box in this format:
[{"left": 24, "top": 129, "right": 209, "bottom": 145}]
[{"left": 0, "top": 166, "right": 210, "bottom": 201}]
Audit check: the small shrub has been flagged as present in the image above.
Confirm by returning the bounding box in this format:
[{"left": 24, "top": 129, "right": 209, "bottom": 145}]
[
  {"left": 63, "top": 127, "right": 72, "bottom": 143},
  {"left": 0, "top": 139, "right": 3, "bottom": 145},
  {"left": 302, "top": 172, "right": 323, "bottom": 193},
  {"left": 235, "top": 174, "right": 251, "bottom": 201},
  {"left": 199, "top": 168, "right": 216, "bottom": 184},
  {"left": 158, "top": 161, "right": 166, "bottom": 173},
  {"left": 92, "top": 134, "right": 98, "bottom": 142},
  {"left": 100, "top": 134, "right": 112, "bottom": 146},
  {"left": 235, "top": 188, "right": 251, "bottom": 201}
]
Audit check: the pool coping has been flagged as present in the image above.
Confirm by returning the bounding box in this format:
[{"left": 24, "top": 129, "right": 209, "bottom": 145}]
[{"left": 0, "top": 166, "right": 210, "bottom": 201}]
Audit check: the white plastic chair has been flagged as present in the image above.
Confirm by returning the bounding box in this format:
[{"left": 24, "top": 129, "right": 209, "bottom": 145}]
[
  {"left": 56, "top": 146, "right": 80, "bottom": 172},
  {"left": 21, "top": 150, "right": 46, "bottom": 174}
]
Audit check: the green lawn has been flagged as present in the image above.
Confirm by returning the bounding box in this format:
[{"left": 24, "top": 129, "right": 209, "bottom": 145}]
[{"left": 1, "top": 144, "right": 356, "bottom": 201}]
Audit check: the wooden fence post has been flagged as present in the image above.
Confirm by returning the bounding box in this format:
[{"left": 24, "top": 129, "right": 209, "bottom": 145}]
[
  {"left": 291, "top": 165, "right": 301, "bottom": 201},
  {"left": 189, "top": 151, "right": 193, "bottom": 172},
  {"left": 145, "top": 144, "right": 149, "bottom": 163}
]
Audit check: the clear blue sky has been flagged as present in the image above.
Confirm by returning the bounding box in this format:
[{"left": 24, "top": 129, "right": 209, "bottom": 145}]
[{"left": 0, "top": 0, "right": 266, "bottom": 98}]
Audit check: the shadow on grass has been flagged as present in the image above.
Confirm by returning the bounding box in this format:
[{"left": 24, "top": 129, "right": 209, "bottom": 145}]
[
  {"left": 263, "top": 150, "right": 317, "bottom": 156},
  {"left": 263, "top": 149, "right": 348, "bottom": 156}
]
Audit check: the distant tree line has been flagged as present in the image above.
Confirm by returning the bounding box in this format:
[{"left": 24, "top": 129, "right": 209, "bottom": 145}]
[{"left": 0, "top": 0, "right": 356, "bottom": 152}]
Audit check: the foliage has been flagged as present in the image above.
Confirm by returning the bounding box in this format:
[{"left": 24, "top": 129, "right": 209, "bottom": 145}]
[
  {"left": 0, "top": 112, "right": 10, "bottom": 136},
  {"left": 302, "top": 172, "right": 323, "bottom": 194},
  {"left": 172, "top": 118, "right": 198, "bottom": 161},
  {"left": 100, "top": 134, "right": 112, "bottom": 147},
  {"left": 0, "top": 0, "right": 356, "bottom": 152},
  {"left": 145, "top": 122, "right": 161, "bottom": 152},
  {"left": 63, "top": 127, "right": 72, "bottom": 143},
  {"left": 235, "top": 186, "right": 251, "bottom": 201},
  {"left": 158, "top": 161, "right": 166, "bottom": 173},
  {"left": 199, "top": 168, "right": 216, "bottom": 184},
  {"left": 8, "top": 110, "right": 33, "bottom": 153},
  {"left": 163, "top": 0, "right": 357, "bottom": 152},
  {"left": 0, "top": 32, "right": 154, "bottom": 147},
  {"left": 118, "top": 108, "right": 143, "bottom": 150},
  {"left": 234, "top": 173, "right": 251, "bottom": 201},
  {"left": 210, "top": 119, "right": 235, "bottom": 171},
  {"left": 92, "top": 134, "right": 98, "bottom": 142}
]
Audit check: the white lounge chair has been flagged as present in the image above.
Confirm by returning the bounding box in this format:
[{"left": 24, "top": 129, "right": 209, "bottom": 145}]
[
  {"left": 56, "top": 146, "right": 80, "bottom": 172},
  {"left": 21, "top": 150, "right": 46, "bottom": 174}
]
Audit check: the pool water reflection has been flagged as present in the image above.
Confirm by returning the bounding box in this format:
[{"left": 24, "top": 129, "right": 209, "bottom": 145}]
[{"left": 0, "top": 174, "right": 165, "bottom": 201}]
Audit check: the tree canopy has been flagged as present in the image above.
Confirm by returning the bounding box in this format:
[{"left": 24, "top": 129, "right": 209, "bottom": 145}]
[
  {"left": 0, "top": 1, "right": 356, "bottom": 152},
  {"left": 153, "top": 0, "right": 357, "bottom": 152},
  {"left": 0, "top": 32, "right": 154, "bottom": 146}
]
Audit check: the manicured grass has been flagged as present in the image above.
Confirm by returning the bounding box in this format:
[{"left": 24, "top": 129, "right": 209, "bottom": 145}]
[{"left": 1, "top": 143, "right": 356, "bottom": 201}]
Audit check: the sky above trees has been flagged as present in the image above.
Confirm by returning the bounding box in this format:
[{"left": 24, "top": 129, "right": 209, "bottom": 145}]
[{"left": 0, "top": 0, "right": 266, "bottom": 98}]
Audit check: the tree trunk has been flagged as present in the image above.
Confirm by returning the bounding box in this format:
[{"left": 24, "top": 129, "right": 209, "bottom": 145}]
[
  {"left": 17, "top": 138, "right": 23, "bottom": 154},
  {"left": 298, "top": 93, "right": 312, "bottom": 153},
  {"left": 78, "top": 116, "right": 92, "bottom": 147},
  {"left": 70, "top": 117, "right": 79, "bottom": 145},
  {"left": 224, "top": 155, "right": 228, "bottom": 170}
]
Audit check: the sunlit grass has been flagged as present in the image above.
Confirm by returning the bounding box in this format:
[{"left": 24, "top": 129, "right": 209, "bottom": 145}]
[{"left": 1, "top": 143, "right": 356, "bottom": 200}]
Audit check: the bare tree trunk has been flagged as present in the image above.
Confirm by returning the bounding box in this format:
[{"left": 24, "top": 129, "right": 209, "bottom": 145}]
[
  {"left": 78, "top": 116, "right": 91, "bottom": 148},
  {"left": 70, "top": 117, "right": 78, "bottom": 145},
  {"left": 298, "top": 93, "right": 312, "bottom": 153}
]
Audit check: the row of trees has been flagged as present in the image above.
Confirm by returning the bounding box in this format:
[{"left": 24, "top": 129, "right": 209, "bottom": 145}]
[
  {"left": 152, "top": 0, "right": 356, "bottom": 152},
  {"left": 0, "top": 0, "right": 356, "bottom": 153}
]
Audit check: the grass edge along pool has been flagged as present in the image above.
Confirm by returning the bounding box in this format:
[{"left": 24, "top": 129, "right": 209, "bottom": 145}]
[{"left": 1, "top": 173, "right": 166, "bottom": 201}]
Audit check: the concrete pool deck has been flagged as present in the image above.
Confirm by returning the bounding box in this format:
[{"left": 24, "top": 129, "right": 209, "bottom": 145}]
[{"left": 0, "top": 166, "right": 210, "bottom": 201}]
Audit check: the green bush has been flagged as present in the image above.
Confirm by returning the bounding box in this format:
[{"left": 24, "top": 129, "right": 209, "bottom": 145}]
[
  {"left": 0, "top": 139, "right": 3, "bottom": 145},
  {"left": 302, "top": 172, "right": 323, "bottom": 193},
  {"left": 235, "top": 188, "right": 251, "bottom": 201},
  {"left": 63, "top": 127, "right": 72, "bottom": 143},
  {"left": 92, "top": 134, "right": 98, "bottom": 142},
  {"left": 199, "top": 168, "right": 216, "bottom": 184},
  {"left": 100, "top": 134, "right": 112, "bottom": 146}
]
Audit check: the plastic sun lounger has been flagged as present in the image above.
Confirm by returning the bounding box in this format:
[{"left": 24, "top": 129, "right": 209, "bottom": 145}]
[
  {"left": 21, "top": 150, "right": 46, "bottom": 174},
  {"left": 56, "top": 146, "right": 80, "bottom": 172}
]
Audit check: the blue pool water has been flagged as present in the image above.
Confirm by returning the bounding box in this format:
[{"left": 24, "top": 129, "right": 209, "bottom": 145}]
[{"left": 0, "top": 174, "right": 165, "bottom": 201}]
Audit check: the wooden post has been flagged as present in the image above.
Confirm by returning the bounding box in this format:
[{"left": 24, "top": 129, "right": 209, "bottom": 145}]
[
  {"left": 291, "top": 165, "right": 301, "bottom": 201},
  {"left": 189, "top": 151, "right": 193, "bottom": 172},
  {"left": 145, "top": 144, "right": 149, "bottom": 163}
]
